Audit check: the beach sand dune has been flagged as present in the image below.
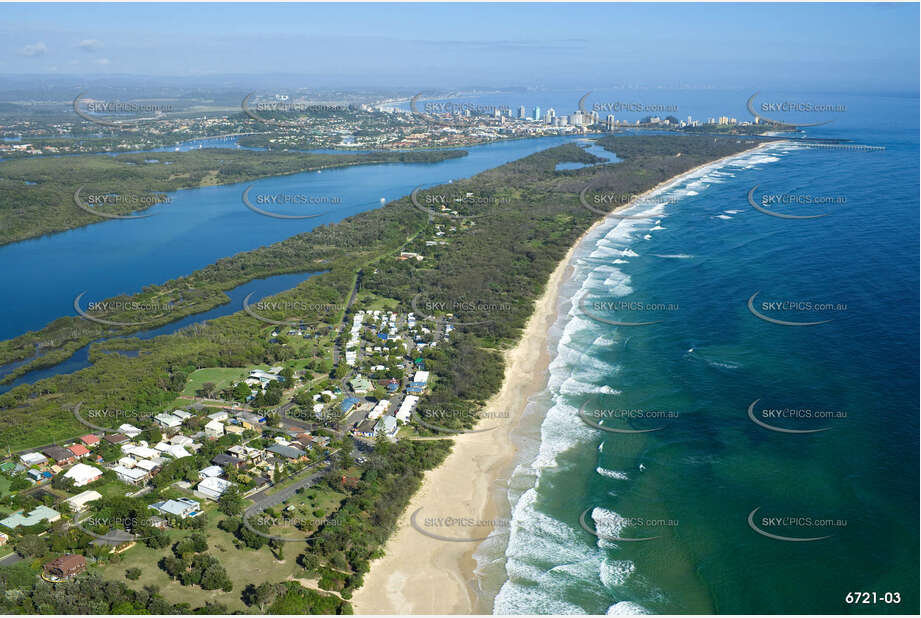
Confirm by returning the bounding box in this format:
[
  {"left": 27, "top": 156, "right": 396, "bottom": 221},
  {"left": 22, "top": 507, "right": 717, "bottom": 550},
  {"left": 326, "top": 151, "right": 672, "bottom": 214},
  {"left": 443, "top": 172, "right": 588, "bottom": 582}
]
[{"left": 351, "top": 142, "right": 775, "bottom": 615}]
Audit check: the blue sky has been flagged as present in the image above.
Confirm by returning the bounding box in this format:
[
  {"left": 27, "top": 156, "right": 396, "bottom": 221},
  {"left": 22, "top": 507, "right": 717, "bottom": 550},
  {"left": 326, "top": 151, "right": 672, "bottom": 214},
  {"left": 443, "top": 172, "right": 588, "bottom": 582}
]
[{"left": 1, "top": 3, "right": 918, "bottom": 92}]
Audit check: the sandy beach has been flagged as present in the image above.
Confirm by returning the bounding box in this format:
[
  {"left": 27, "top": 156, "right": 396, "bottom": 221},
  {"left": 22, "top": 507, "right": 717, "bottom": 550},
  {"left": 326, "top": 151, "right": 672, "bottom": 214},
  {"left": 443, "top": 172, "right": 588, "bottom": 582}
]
[{"left": 351, "top": 141, "right": 776, "bottom": 615}]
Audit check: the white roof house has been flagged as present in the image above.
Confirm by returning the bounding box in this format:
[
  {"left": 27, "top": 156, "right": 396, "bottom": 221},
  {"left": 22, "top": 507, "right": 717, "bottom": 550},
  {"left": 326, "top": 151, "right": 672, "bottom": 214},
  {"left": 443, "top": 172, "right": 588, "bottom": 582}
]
[
  {"left": 63, "top": 490, "right": 102, "bottom": 512},
  {"left": 154, "top": 412, "right": 182, "bottom": 429},
  {"left": 63, "top": 463, "right": 102, "bottom": 487},
  {"left": 169, "top": 434, "right": 194, "bottom": 447},
  {"left": 204, "top": 419, "right": 225, "bottom": 437},
  {"left": 172, "top": 410, "right": 193, "bottom": 420},
  {"left": 123, "top": 445, "right": 159, "bottom": 460},
  {"left": 118, "top": 457, "right": 138, "bottom": 468},
  {"left": 413, "top": 370, "right": 430, "bottom": 385},
  {"left": 396, "top": 395, "right": 419, "bottom": 423},
  {"left": 135, "top": 459, "right": 159, "bottom": 472},
  {"left": 165, "top": 445, "right": 191, "bottom": 459},
  {"left": 207, "top": 411, "right": 229, "bottom": 422},
  {"left": 119, "top": 423, "right": 143, "bottom": 438},
  {"left": 197, "top": 476, "right": 234, "bottom": 501},
  {"left": 112, "top": 465, "right": 148, "bottom": 485},
  {"left": 198, "top": 465, "right": 223, "bottom": 480},
  {"left": 149, "top": 497, "right": 200, "bottom": 519},
  {"left": 368, "top": 400, "right": 390, "bottom": 420},
  {"left": 20, "top": 452, "right": 47, "bottom": 466}
]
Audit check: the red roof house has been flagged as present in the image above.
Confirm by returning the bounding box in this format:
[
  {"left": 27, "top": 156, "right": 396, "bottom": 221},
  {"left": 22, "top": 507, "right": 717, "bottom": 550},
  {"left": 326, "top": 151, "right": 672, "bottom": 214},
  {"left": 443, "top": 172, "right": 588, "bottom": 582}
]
[
  {"left": 80, "top": 434, "right": 100, "bottom": 447},
  {"left": 67, "top": 444, "right": 91, "bottom": 458}
]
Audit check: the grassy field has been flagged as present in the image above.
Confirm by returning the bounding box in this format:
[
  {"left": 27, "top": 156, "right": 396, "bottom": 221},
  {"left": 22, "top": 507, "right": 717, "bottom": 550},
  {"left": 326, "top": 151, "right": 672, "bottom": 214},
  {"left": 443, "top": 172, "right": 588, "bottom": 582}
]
[
  {"left": 96, "top": 509, "right": 308, "bottom": 612},
  {"left": 181, "top": 367, "right": 258, "bottom": 398}
]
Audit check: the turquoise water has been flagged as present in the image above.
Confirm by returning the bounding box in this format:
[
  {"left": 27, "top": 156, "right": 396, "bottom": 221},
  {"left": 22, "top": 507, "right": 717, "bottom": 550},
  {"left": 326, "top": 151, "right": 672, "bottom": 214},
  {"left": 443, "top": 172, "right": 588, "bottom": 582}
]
[{"left": 482, "top": 94, "right": 919, "bottom": 614}]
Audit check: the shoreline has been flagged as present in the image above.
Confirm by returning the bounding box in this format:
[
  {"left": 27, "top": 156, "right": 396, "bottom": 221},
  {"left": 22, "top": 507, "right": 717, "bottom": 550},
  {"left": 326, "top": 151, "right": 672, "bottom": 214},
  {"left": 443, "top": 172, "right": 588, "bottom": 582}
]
[{"left": 350, "top": 140, "right": 779, "bottom": 615}]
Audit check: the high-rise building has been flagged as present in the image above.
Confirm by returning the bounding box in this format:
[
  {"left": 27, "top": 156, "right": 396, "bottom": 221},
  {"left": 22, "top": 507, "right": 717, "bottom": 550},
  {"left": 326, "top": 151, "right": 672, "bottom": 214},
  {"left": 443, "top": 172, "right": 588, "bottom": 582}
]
[
  {"left": 605, "top": 114, "right": 616, "bottom": 131},
  {"left": 533, "top": 107, "right": 541, "bottom": 121},
  {"left": 518, "top": 105, "right": 526, "bottom": 119},
  {"left": 572, "top": 110, "right": 583, "bottom": 127},
  {"left": 545, "top": 108, "right": 556, "bottom": 123}
]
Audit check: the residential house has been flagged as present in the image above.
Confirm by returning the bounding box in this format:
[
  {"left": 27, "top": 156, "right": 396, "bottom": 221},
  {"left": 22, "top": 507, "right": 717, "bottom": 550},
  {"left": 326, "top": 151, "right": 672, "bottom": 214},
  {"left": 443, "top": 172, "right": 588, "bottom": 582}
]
[
  {"left": 207, "top": 411, "right": 229, "bottom": 423},
  {"left": 19, "top": 452, "right": 47, "bottom": 467},
  {"left": 104, "top": 433, "right": 130, "bottom": 445},
  {"left": 63, "top": 490, "right": 102, "bottom": 512},
  {"left": 396, "top": 395, "right": 419, "bottom": 422},
  {"left": 117, "top": 424, "right": 142, "bottom": 439},
  {"left": 204, "top": 419, "right": 225, "bottom": 438},
  {"left": 0, "top": 532, "right": 8, "bottom": 546},
  {"left": 123, "top": 444, "right": 159, "bottom": 460},
  {"left": 154, "top": 412, "right": 182, "bottom": 430},
  {"left": 224, "top": 424, "right": 245, "bottom": 436},
  {"left": 374, "top": 415, "right": 399, "bottom": 439},
  {"left": 266, "top": 444, "right": 307, "bottom": 461},
  {"left": 43, "top": 555, "right": 86, "bottom": 579},
  {"left": 340, "top": 397, "right": 361, "bottom": 414},
  {"left": 41, "top": 446, "right": 75, "bottom": 466},
  {"left": 149, "top": 497, "right": 201, "bottom": 520},
  {"left": 198, "top": 465, "right": 223, "bottom": 480},
  {"left": 354, "top": 419, "right": 377, "bottom": 438},
  {"left": 197, "top": 477, "right": 234, "bottom": 501},
  {"left": 79, "top": 434, "right": 101, "bottom": 448},
  {"left": 63, "top": 463, "right": 102, "bottom": 487},
  {"left": 67, "top": 444, "right": 90, "bottom": 459},
  {"left": 211, "top": 453, "right": 244, "bottom": 469},
  {"left": 112, "top": 465, "right": 148, "bottom": 486},
  {"left": 349, "top": 375, "right": 373, "bottom": 394},
  {"left": 0, "top": 506, "right": 61, "bottom": 529},
  {"left": 135, "top": 459, "right": 160, "bottom": 475},
  {"left": 172, "top": 410, "right": 193, "bottom": 421}
]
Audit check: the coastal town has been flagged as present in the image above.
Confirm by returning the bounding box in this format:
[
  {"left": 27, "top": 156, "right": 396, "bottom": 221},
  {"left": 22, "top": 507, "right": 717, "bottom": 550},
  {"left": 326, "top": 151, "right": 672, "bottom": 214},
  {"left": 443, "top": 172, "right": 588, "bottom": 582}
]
[{"left": 0, "top": 89, "right": 770, "bottom": 157}]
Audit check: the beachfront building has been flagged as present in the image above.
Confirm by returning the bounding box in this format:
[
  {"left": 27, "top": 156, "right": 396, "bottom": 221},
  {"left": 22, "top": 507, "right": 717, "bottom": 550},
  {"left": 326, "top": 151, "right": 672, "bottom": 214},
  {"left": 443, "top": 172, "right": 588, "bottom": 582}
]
[
  {"left": 396, "top": 395, "right": 419, "bottom": 422},
  {"left": 63, "top": 463, "right": 102, "bottom": 487}
]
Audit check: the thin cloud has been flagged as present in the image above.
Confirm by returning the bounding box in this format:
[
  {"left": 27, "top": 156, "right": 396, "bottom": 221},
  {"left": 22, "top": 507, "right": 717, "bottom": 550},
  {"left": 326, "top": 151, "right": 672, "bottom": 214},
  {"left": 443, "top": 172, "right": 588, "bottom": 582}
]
[
  {"left": 93, "top": 58, "right": 111, "bottom": 66},
  {"left": 78, "top": 39, "right": 104, "bottom": 52},
  {"left": 18, "top": 42, "right": 48, "bottom": 57}
]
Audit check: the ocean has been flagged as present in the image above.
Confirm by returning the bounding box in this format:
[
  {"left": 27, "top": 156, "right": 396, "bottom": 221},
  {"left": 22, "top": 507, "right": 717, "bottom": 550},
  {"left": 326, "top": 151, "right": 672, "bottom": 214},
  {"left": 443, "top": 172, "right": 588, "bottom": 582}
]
[{"left": 477, "top": 92, "right": 919, "bottom": 614}]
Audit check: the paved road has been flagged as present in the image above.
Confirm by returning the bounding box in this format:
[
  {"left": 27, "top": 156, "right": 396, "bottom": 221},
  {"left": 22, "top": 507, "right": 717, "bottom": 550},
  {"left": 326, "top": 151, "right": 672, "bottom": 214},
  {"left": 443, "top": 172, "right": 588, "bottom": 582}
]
[{"left": 0, "top": 552, "right": 23, "bottom": 567}]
